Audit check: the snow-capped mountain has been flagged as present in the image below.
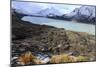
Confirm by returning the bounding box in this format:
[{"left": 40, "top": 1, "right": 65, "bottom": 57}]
[
  {"left": 36, "top": 7, "right": 65, "bottom": 17},
  {"left": 12, "top": 1, "right": 95, "bottom": 24},
  {"left": 63, "top": 6, "right": 96, "bottom": 23}
]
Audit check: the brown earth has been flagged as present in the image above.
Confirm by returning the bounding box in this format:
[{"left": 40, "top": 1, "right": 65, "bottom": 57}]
[{"left": 11, "top": 13, "right": 96, "bottom": 66}]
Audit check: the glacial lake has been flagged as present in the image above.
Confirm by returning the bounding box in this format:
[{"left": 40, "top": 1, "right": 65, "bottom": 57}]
[{"left": 22, "top": 16, "right": 95, "bottom": 35}]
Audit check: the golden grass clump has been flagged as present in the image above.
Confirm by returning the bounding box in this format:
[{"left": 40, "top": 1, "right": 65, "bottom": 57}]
[
  {"left": 33, "top": 59, "right": 46, "bottom": 64},
  {"left": 18, "top": 51, "right": 37, "bottom": 65},
  {"left": 17, "top": 51, "right": 47, "bottom": 65},
  {"left": 50, "top": 54, "right": 77, "bottom": 64},
  {"left": 17, "top": 51, "right": 90, "bottom": 65},
  {"left": 76, "top": 56, "right": 89, "bottom": 62}
]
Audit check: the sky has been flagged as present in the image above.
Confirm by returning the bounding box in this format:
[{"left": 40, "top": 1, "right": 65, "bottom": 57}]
[{"left": 12, "top": 1, "right": 81, "bottom": 15}]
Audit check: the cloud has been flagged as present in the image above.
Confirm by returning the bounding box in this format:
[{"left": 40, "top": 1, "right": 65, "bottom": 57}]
[{"left": 12, "top": 1, "right": 81, "bottom": 15}]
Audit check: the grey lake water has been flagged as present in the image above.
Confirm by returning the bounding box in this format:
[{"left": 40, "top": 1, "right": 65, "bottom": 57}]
[{"left": 22, "top": 16, "right": 95, "bottom": 35}]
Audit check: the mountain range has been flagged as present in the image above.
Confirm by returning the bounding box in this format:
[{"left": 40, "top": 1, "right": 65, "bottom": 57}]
[
  {"left": 12, "top": 1, "right": 96, "bottom": 24},
  {"left": 63, "top": 6, "right": 96, "bottom": 24}
]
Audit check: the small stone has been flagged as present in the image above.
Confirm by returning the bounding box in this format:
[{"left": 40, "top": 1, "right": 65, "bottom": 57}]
[{"left": 71, "top": 51, "right": 80, "bottom": 56}]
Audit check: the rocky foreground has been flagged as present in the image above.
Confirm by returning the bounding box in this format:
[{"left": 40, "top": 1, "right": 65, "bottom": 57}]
[{"left": 11, "top": 13, "right": 96, "bottom": 66}]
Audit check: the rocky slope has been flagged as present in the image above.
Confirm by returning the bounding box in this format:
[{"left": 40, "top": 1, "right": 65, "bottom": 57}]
[{"left": 11, "top": 12, "right": 96, "bottom": 66}]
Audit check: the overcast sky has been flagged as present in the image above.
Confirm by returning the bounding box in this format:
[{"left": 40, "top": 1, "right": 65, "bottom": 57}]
[{"left": 12, "top": 1, "right": 81, "bottom": 14}]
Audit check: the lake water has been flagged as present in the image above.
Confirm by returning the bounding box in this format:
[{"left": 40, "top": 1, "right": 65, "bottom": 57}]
[{"left": 22, "top": 16, "right": 95, "bottom": 35}]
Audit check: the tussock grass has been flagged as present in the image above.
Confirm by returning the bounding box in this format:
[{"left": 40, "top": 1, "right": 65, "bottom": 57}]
[
  {"left": 33, "top": 59, "right": 46, "bottom": 64},
  {"left": 50, "top": 54, "right": 89, "bottom": 64},
  {"left": 50, "top": 54, "right": 77, "bottom": 63},
  {"left": 17, "top": 52, "right": 90, "bottom": 65},
  {"left": 18, "top": 51, "right": 36, "bottom": 65},
  {"left": 77, "top": 56, "right": 89, "bottom": 62},
  {"left": 17, "top": 51, "right": 47, "bottom": 65}
]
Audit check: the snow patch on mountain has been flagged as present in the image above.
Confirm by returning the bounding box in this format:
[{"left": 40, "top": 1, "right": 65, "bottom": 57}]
[
  {"left": 63, "top": 6, "right": 96, "bottom": 23},
  {"left": 36, "top": 7, "right": 66, "bottom": 16}
]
